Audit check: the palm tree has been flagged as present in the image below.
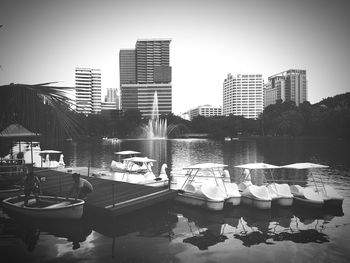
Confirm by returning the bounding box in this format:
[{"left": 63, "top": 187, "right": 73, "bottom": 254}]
[{"left": 0, "top": 82, "right": 82, "bottom": 143}]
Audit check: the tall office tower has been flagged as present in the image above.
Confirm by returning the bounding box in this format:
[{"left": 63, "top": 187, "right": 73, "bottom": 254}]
[
  {"left": 75, "top": 68, "right": 101, "bottom": 114},
  {"left": 105, "top": 88, "right": 117, "bottom": 102},
  {"left": 120, "top": 39, "right": 172, "bottom": 117},
  {"left": 223, "top": 73, "right": 264, "bottom": 119},
  {"left": 265, "top": 69, "right": 307, "bottom": 107}
]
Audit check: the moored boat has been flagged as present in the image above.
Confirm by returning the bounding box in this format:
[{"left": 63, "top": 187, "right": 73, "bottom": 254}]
[
  {"left": 96, "top": 157, "right": 169, "bottom": 187},
  {"left": 110, "top": 150, "right": 141, "bottom": 172},
  {"left": 36, "top": 150, "right": 65, "bottom": 168},
  {"left": 267, "top": 183, "right": 293, "bottom": 207},
  {"left": 2, "top": 195, "right": 84, "bottom": 220},
  {"left": 241, "top": 185, "right": 272, "bottom": 210},
  {"left": 172, "top": 163, "right": 241, "bottom": 211},
  {"left": 289, "top": 185, "right": 324, "bottom": 208},
  {"left": 235, "top": 163, "right": 280, "bottom": 209},
  {"left": 281, "top": 162, "right": 344, "bottom": 209}
]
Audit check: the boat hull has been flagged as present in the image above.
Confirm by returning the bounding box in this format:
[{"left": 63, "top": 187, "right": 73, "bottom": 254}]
[
  {"left": 272, "top": 197, "right": 293, "bottom": 207},
  {"left": 0, "top": 186, "right": 22, "bottom": 200},
  {"left": 2, "top": 195, "right": 84, "bottom": 220},
  {"left": 293, "top": 196, "right": 323, "bottom": 209},
  {"left": 241, "top": 195, "right": 271, "bottom": 210},
  {"left": 175, "top": 192, "right": 224, "bottom": 211},
  {"left": 225, "top": 196, "right": 241, "bottom": 206}
]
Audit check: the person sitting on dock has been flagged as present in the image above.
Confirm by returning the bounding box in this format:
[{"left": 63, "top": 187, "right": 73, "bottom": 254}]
[
  {"left": 23, "top": 171, "right": 41, "bottom": 206},
  {"left": 67, "top": 173, "right": 93, "bottom": 200}
]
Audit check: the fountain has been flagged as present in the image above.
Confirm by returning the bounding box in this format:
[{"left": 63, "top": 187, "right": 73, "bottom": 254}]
[{"left": 144, "top": 91, "right": 167, "bottom": 139}]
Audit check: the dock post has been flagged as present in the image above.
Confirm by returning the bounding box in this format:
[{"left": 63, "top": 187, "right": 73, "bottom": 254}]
[
  {"left": 112, "top": 182, "right": 115, "bottom": 207},
  {"left": 87, "top": 160, "right": 90, "bottom": 177}
]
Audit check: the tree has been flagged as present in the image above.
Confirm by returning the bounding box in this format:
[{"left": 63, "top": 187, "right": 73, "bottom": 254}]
[{"left": 0, "top": 83, "right": 81, "bottom": 143}]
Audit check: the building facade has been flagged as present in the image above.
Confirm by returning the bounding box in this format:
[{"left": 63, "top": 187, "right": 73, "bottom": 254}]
[
  {"left": 223, "top": 73, "right": 264, "bottom": 119},
  {"left": 189, "top": 105, "right": 222, "bottom": 120},
  {"left": 265, "top": 69, "right": 307, "bottom": 107},
  {"left": 75, "top": 68, "right": 101, "bottom": 114},
  {"left": 120, "top": 39, "right": 172, "bottom": 117}
]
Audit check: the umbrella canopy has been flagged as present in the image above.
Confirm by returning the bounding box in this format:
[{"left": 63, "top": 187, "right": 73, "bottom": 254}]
[
  {"left": 39, "top": 150, "right": 62, "bottom": 154},
  {"left": 123, "top": 157, "right": 157, "bottom": 163},
  {"left": 280, "top": 163, "right": 329, "bottom": 169},
  {"left": 184, "top": 163, "right": 228, "bottom": 170},
  {"left": 0, "top": 123, "right": 41, "bottom": 138},
  {"left": 114, "top": 151, "right": 141, "bottom": 155},
  {"left": 235, "top": 163, "right": 280, "bottom": 170}
]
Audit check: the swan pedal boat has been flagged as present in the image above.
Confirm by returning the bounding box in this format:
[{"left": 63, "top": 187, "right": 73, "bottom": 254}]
[
  {"left": 100, "top": 157, "right": 169, "bottom": 187},
  {"left": 236, "top": 163, "right": 288, "bottom": 209},
  {"left": 173, "top": 163, "right": 241, "bottom": 211},
  {"left": 281, "top": 163, "right": 344, "bottom": 209},
  {"left": 110, "top": 151, "right": 141, "bottom": 172},
  {"left": 2, "top": 195, "right": 85, "bottom": 220}
]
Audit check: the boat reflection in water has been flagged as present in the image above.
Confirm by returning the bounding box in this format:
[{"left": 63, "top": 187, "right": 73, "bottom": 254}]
[
  {"left": 170, "top": 203, "right": 344, "bottom": 250},
  {"left": 0, "top": 213, "right": 92, "bottom": 253}
]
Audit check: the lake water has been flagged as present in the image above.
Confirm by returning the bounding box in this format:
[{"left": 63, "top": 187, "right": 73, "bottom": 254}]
[{"left": 1, "top": 137, "right": 350, "bottom": 263}]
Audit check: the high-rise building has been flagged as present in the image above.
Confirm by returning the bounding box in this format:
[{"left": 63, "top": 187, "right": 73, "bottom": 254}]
[
  {"left": 120, "top": 39, "right": 172, "bottom": 117},
  {"left": 223, "top": 73, "right": 264, "bottom": 119},
  {"left": 75, "top": 68, "right": 101, "bottom": 114},
  {"left": 188, "top": 105, "right": 222, "bottom": 120},
  {"left": 265, "top": 69, "right": 307, "bottom": 107}
]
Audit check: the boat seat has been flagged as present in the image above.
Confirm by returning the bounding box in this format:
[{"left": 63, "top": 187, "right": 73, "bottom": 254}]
[
  {"left": 14, "top": 198, "right": 36, "bottom": 207},
  {"left": 45, "top": 201, "right": 71, "bottom": 209}
]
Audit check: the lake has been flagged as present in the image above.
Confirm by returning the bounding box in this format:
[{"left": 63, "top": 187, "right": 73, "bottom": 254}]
[{"left": 1, "top": 137, "right": 350, "bottom": 263}]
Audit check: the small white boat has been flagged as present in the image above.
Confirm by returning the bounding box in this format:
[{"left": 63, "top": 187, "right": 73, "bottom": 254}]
[
  {"left": 289, "top": 185, "right": 323, "bottom": 208},
  {"left": 172, "top": 163, "right": 241, "bottom": 211},
  {"left": 2, "top": 195, "right": 84, "bottom": 220},
  {"left": 35, "top": 150, "right": 65, "bottom": 168},
  {"left": 267, "top": 183, "right": 293, "bottom": 206},
  {"left": 97, "top": 157, "right": 169, "bottom": 188},
  {"left": 235, "top": 163, "right": 280, "bottom": 209},
  {"left": 110, "top": 151, "right": 141, "bottom": 172},
  {"left": 281, "top": 162, "right": 344, "bottom": 208},
  {"left": 241, "top": 185, "right": 272, "bottom": 210},
  {"left": 236, "top": 162, "right": 293, "bottom": 207}
]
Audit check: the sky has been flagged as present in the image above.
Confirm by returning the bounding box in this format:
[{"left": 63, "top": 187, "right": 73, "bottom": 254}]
[{"left": 1, "top": 0, "right": 350, "bottom": 114}]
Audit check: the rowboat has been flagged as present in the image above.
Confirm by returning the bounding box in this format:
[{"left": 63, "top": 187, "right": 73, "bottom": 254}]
[
  {"left": 0, "top": 185, "right": 22, "bottom": 200},
  {"left": 2, "top": 195, "right": 84, "bottom": 220},
  {"left": 235, "top": 163, "right": 293, "bottom": 208},
  {"left": 172, "top": 163, "right": 241, "bottom": 211},
  {"left": 281, "top": 162, "right": 343, "bottom": 208}
]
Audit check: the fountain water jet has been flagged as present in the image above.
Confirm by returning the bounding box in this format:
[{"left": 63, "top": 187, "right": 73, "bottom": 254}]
[{"left": 145, "top": 91, "right": 167, "bottom": 139}]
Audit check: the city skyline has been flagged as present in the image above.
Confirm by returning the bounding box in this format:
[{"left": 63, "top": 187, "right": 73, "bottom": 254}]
[{"left": 1, "top": 0, "right": 350, "bottom": 114}]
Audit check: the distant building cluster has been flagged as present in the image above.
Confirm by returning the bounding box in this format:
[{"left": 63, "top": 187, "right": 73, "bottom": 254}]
[
  {"left": 188, "top": 105, "right": 222, "bottom": 120},
  {"left": 73, "top": 38, "right": 308, "bottom": 120}
]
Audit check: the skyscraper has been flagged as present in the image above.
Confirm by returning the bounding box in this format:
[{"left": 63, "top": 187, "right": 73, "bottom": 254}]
[
  {"left": 75, "top": 68, "right": 101, "bottom": 114},
  {"left": 120, "top": 39, "right": 172, "bottom": 117},
  {"left": 265, "top": 69, "right": 307, "bottom": 107},
  {"left": 223, "top": 73, "right": 264, "bottom": 119}
]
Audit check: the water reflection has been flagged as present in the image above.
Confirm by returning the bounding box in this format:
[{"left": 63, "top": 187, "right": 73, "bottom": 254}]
[
  {"left": 170, "top": 203, "right": 343, "bottom": 250},
  {"left": 0, "top": 212, "right": 92, "bottom": 252}
]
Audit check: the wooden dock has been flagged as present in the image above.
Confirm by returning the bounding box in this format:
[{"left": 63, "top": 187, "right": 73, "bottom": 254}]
[{"left": 34, "top": 167, "right": 177, "bottom": 217}]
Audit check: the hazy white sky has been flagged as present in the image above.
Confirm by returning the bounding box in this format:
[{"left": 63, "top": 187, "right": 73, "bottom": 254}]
[{"left": 1, "top": 0, "right": 350, "bottom": 114}]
